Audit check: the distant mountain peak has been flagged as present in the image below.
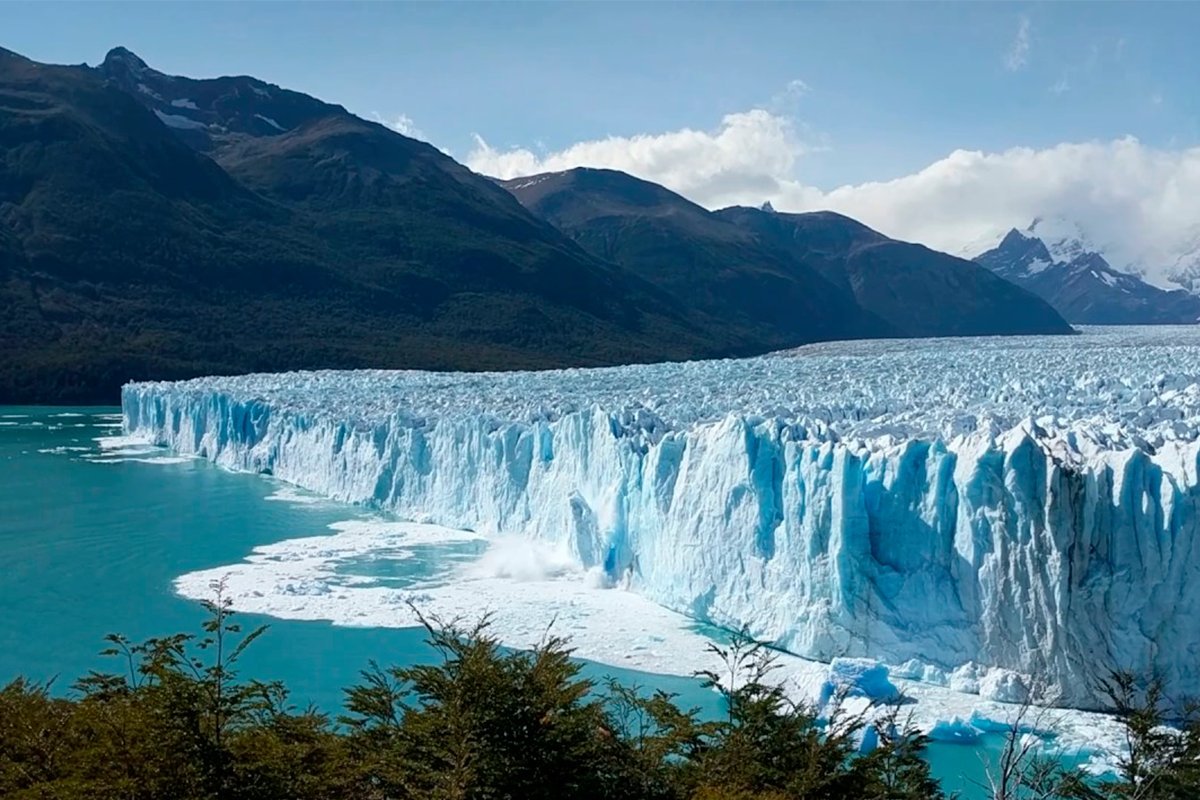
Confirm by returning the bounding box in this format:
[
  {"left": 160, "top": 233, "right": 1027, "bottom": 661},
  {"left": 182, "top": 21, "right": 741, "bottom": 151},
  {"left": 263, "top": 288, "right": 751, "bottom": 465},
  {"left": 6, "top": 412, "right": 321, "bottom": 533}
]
[
  {"left": 93, "top": 47, "right": 348, "bottom": 147},
  {"left": 102, "top": 46, "right": 152, "bottom": 74},
  {"left": 998, "top": 228, "right": 1032, "bottom": 248},
  {"left": 1023, "top": 216, "right": 1097, "bottom": 265},
  {"left": 761, "top": 201, "right": 776, "bottom": 213},
  {"left": 974, "top": 218, "right": 1200, "bottom": 324}
]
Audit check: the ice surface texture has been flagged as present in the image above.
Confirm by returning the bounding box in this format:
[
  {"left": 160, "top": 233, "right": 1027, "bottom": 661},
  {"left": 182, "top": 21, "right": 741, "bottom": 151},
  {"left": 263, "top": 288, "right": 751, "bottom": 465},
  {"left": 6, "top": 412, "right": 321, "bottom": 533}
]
[{"left": 123, "top": 327, "right": 1200, "bottom": 709}]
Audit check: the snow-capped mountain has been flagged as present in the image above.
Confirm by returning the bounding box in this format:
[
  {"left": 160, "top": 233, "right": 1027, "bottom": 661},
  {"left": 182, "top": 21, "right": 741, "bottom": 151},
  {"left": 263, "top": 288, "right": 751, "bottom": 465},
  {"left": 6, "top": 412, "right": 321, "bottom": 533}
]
[
  {"left": 1166, "top": 229, "right": 1200, "bottom": 293},
  {"left": 966, "top": 215, "right": 1200, "bottom": 300},
  {"left": 974, "top": 224, "right": 1200, "bottom": 324},
  {"left": 95, "top": 46, "right": 338, "bottom": 148}
]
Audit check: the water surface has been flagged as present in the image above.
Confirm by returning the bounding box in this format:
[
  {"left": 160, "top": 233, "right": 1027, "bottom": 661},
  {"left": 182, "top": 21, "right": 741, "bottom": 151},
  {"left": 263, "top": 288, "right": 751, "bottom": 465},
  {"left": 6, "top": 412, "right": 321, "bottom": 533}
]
[{"left": 1, "top": 406, "right": 1026, "bottom": 797}]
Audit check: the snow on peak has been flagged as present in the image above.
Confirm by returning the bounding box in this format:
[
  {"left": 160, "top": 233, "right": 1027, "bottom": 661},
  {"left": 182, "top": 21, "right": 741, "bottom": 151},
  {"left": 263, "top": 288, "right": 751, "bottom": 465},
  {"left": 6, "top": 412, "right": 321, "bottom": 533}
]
[
  {"left": 956, "top": 228, "right": 1007, "bottom": 259},
  {"left": 1164, "top": 230, "right": 1200, "bottom": 293},
  {"left": 1026, "top": 216, "right": 1096, "bottom": 265},
  {"left": 1010, "top": 216, "right": 1200, "bottom": 295}
]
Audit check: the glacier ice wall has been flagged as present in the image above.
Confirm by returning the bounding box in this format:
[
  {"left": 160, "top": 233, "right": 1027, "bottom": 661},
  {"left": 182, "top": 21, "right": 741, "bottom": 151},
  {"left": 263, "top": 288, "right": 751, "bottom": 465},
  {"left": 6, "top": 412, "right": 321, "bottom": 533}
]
[{"left": 122, "top": 327, "right": 1200, "bottom": 709}]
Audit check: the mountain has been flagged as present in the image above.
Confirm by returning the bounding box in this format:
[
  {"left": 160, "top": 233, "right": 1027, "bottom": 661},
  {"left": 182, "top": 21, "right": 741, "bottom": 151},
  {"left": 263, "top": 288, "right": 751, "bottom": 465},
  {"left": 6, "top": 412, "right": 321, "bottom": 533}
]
[
  {"left": 716, "top": 206, "right": 1072, "bottom": 338},
  {"left": 1, "top": 46, "right": 1074, "bottom": 404},
  {"left": 966, "top": 216, "right": 1200, "bottom": 301},
  {"left": 499, "top": 169, "right": 895, "bottom": 349},
  {"left": 502, "top": 169, "right": 1072, "bottom": 342},
  {"left": 95, "top": 46, "right": 339, "bottom": 151},
  {"left": 0, "top": 47, "right": 730, "bottom": 403},
  {"left": 974, "top": 226, "right": 1200, "bottom": 324}
]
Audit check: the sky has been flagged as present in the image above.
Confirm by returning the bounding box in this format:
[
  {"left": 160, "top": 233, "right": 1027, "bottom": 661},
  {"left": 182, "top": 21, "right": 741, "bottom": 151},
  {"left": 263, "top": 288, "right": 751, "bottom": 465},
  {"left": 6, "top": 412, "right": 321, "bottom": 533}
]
[{"left": 6, "top": 1, "right": 1200, "bottom": 272}]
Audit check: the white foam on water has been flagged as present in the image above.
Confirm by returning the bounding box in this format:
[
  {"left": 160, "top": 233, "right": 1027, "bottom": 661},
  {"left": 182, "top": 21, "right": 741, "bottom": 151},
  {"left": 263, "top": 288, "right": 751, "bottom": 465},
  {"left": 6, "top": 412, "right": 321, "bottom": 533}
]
[
  {"left": 94, "top": 434, "right": 155, "bottom": 450},
  {"left": 265, "top": 486, "right": 327, "bottom": 505},
  {"left": 50, "top": 413, "right": 87, "bottom": 418},
  {"left": 0, "top": 414, "right": 29, "bottom": 419},
  {"left": 174, "top": 519, "right": 1127, "bottom": 771},
  {"left": 86, "top": 455, "right": 195, "bottom": 465},
  {"left": 0, "top": 422, "right": 18, "bottom": 427},
  {"left": 37, "top": 446, "right": 93, "bottom": 454}
]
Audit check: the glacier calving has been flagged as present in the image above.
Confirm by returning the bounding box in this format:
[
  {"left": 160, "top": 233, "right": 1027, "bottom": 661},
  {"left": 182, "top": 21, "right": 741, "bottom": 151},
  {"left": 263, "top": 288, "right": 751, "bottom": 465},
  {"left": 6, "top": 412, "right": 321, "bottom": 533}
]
[{"left": 122, "top": 327, "right": 1200, "bottom": 709}]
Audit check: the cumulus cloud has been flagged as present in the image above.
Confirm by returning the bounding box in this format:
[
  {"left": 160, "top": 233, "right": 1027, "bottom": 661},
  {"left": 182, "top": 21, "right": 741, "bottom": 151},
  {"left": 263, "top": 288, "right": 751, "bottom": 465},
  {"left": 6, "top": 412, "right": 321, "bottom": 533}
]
[
  {"left": 468, "top": 110, "right": 822, "bottom": 209},
  {"left": 466, "top": 110, "right": 1200, "bottom": 285},
  {"left": 1004, "top": 15, "right": 1032, "bottom": 72},
  {"left": 370, "top": 112, "right": 424, "bottom": 140}
]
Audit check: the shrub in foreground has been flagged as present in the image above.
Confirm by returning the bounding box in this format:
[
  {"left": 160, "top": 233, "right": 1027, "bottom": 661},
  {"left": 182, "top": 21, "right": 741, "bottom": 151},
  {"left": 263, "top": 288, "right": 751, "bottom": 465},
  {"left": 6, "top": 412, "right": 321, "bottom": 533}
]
[{"left": 6, "top": 583, "right": 1192, "bottom": 800}]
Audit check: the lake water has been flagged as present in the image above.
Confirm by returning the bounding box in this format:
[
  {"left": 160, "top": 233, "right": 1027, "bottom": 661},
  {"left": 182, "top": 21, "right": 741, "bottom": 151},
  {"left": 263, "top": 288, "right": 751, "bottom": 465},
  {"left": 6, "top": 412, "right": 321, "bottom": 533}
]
[{"left": 2, "top": 405, "right": 1024, "bottom": 797}]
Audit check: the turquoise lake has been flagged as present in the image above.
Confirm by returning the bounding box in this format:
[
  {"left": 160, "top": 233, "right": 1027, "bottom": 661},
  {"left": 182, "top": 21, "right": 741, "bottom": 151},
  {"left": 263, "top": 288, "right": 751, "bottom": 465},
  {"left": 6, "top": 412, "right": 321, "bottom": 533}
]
[{"left": 2, "top": 405, "right": 1019, "bottom": 797}]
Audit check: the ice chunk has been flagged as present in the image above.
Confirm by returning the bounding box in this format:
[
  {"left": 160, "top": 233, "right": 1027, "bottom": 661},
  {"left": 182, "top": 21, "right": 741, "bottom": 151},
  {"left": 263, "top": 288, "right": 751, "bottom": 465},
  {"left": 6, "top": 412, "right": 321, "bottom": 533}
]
[
  {"left": 979, "top": 670, "right": 1030, "bottom": 704},
  {"left": 891, "top": 659, "right": 948, "bottom": 686},
  {"left": 967, "top": 710, "right": 1052, "bottom": 738},
  {"left": 821, "top": 658, "right": 900, "bottom": 705},
  {"left": 949, "top": 664, "right": 982, "bottom": 695},
  {"left": 927, "top": 716, "right": 981, "bottom": 744}
]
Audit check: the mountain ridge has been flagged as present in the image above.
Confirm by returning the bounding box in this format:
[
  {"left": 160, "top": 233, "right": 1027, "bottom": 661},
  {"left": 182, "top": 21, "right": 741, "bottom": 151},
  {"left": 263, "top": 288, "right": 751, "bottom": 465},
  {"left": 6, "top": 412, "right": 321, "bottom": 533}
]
[
  {"left": 974, "top": 225, "right": 1200, "bottom": 324},
  {"left": 502, "top": 168, "right": 1072, "bottom": 341},
  {"left": 2, "top": 46, "right": 1073, "bottom": 403},
  {"left": 499, "top": 168, "right": 899, "bottom": 349},
  {"left": 0, "top": 47, "right": 727, "bottom": 403}
]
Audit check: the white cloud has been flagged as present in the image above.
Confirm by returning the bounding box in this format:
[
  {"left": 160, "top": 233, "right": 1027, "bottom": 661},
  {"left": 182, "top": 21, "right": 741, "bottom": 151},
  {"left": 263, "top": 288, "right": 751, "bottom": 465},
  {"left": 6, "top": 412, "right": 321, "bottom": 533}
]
[
  {"left": 1004, "top": 15, "right": 1032, "bottom": 72},
  {"left": 767, "top": 78, "right": 813, "bottom": 116},
  {"left": 780, "top": 78, "right": 810, "bottom": 100},
  {"left": 468, "top": 109, "right": 821, "bottom": 209},
  {"left": 370, "top": 112, "right": 424, "bottom": 140},
  {"left": 1049, "top": 75, "right": 1070, "bottom": 95},
  {"left": 466, "top": 110, "right": 1200, "bottom": 287}
]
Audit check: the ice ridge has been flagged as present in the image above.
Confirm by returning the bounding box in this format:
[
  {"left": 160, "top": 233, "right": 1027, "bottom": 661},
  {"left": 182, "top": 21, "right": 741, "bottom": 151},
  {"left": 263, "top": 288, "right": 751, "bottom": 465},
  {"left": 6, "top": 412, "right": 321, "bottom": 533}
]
[{"left": 122, "top": 327, "right": 1200, "bottom": 709}]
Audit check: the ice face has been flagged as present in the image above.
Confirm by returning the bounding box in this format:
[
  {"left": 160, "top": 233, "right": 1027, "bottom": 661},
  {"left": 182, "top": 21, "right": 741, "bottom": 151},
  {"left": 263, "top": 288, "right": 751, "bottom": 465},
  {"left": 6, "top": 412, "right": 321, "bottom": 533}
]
[{"left": 121, "top": 326, "right": 1200, "bottom": 710}]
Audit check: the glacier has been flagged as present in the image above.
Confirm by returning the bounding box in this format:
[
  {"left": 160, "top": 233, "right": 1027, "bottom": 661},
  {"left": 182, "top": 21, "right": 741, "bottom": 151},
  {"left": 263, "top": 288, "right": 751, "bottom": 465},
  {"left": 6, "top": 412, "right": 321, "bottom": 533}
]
[{"left": 121, "top": 327, "right": 1200, "bottom": 710}]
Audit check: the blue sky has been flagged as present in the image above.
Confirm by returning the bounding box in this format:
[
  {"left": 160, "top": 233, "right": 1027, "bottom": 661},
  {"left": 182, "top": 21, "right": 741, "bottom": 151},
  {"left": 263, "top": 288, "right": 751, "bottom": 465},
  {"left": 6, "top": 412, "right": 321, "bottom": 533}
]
[
  {"left": 5, "top": 2, "right": 1194, "bottom": 187},
  {"left": 6, "top": 1, "right": 1200, "bottom": 270}
]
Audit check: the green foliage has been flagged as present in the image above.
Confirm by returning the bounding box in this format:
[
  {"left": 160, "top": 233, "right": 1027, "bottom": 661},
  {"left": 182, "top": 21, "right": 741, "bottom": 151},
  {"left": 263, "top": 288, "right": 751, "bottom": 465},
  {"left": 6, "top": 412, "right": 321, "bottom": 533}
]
[
  {"left": 1093, "top": 672, "right": 1200, "bottom": 800},
  {"left": 853, "top": 708, "right": 945, "bottom": 800},
  {"left": 11, "top": 591, "right": 1200, "bottom": 800}
]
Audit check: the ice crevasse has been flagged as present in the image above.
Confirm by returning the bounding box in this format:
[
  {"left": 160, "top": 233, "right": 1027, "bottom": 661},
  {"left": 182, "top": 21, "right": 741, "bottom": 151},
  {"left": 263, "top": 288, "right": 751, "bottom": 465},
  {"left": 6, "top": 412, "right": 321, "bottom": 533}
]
[{"left": 122, "top": 328, "right": 1200, "bottom": 710}]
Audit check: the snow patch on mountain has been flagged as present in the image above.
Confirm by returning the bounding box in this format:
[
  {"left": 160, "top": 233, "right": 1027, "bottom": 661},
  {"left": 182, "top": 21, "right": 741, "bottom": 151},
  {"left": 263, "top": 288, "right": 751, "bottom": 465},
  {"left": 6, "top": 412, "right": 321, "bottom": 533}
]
[
  {"left": 254, "top": 113, "right": 286, "bottom": 132},
  {"left": 153, "top": 109, "right": 207, "bottom": 131},
  {"left": 1025, "top": 257, "right": 1052, "bottom": 275}
]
